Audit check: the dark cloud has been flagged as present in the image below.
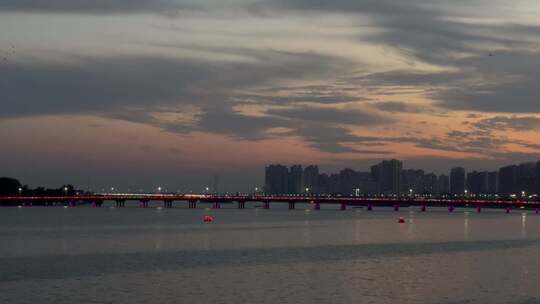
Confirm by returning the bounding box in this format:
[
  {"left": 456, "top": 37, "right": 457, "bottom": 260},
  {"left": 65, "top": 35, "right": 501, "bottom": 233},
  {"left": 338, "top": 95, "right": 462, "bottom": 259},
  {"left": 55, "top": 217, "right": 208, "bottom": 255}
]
[
  {"left": 1, "top": 50, "right": 385, "bottom": 154},
  {"left": 258, "top": 0, "right": 540, "bottom": 113},
  {"left": 474, "top": 115, "right": 540, "bottom": 132},
  {"left": 0, "top": 0, "right": 196, "bottom": 14},
  {"left": 267, "top": 106, "right": 389, "bottom": 125},
  {"left": 0, "top": 50, "right": 349, "bottom": 118},
  {"left": 291, "top": 124, "right": 391, "bottom": 154},
  {"left": 371, "top": 101, "right": 425, "bottom": 113}
]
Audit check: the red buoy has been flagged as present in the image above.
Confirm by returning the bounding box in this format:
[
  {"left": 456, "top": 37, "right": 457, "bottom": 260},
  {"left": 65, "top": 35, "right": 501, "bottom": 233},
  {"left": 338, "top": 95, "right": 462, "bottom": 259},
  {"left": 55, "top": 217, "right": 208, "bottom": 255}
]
[
  {"left": 398, "top": 216, "right": 406, "bottom": 223},
  {"left": 203, "top": 215, "right": 215, "bottom": 223}
]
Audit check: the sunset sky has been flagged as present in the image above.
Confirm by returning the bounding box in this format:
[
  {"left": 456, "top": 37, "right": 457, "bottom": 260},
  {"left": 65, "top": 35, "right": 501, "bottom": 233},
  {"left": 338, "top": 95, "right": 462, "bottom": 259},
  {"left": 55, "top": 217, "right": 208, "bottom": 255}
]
[{"left": 1, "top": 0, "right": 540, "bottom": 191}]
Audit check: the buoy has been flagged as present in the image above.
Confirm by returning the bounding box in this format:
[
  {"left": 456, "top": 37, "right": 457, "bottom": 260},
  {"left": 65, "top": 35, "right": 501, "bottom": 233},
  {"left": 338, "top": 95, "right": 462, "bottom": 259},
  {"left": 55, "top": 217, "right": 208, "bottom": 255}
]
[
  {"left": 398, "top": 216, "right": 406, "bottom": 223},
  {"left": 203, "top": 215, "right": 215, "bottom": 223},
  {"left": 536, "top": 208, "right": 539, "bottom": 214},
  {"left": 506, "top": 207, "right": 510, "bottom": 214}
]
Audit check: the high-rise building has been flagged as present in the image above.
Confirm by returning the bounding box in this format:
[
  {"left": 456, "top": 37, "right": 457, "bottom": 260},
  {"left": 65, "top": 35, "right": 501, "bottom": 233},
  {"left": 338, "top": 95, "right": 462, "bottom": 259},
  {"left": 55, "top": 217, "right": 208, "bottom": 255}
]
[
  {"left": 466, "top": 171, "right": 488, "bottom": 194},
  {"left": 339, "top": 168, "right": 359, "bottom": 195},
  {"left": 303, "top": 165, "right": 320, "bottom": 194},
  {"left": 375, "top": 159, "right": 403, "bottom": 195},
  {"left": 264, "top": 165, "right": 289, "bottom": 194},
  {"left": 402, "top": 169, "right": 424, "bottom": 194},
  {"left": 422, "top": 173, "right": 438, "bottom": 195},
  {"left": 288, "top": 165, "right": 303, "bottom": 194},
  {"left": 357, "top": 172, "right": 377, "bottom": 195},
  {"left": 437, "top": 174, "right": 450, "bottom": 194},
  {"left": 318, "top": 173, "right": 330, "bottom": 194},
  {"left": 536, "top": 162, "right": 540, "bottom": 194},
  {"left": 487, "top": 171, "right": 498, "bottom": 194},
  {"left": 450, "top": 167, "right": 466, "bottom": 195},
  {"left": 498, "top": 165, "right": 518, "bottom": 195},
  {"left": 328, "top": 173, "right": 341, "bottom": 194},
  {"left": 517, "top": 162, "right": 537, "bottom": 194}
]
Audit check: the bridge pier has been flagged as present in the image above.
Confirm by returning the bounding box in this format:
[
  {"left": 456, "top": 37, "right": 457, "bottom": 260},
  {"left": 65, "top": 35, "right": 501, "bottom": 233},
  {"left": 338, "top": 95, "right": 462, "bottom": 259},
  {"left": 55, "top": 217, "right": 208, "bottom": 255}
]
[
  {"left": 476, "top": 206, "right": 481, "bottom": 213},
  {"left": 188, "top": 200, "right": 197, "bottom": 209},
  {"left": 536, "top": 208, "right": 539, "bottom": 214},
  {"left": 448, "top": 205, "right": 455, "bottom": 213},
  {"left": 115, "top": 200, "right": 126, "bottom": 208},
  {"left": 238, "top": 201, "right": 245, "bottom": 209},
  {"left": 314, "top": 202, "right": 321, "bottom": 210},
  {"left": 263, "top": 201, "right": 270, "bottom": 209},
  {"left": 140, "top": 200, "right": 150, "bottom": 208},
  {"left": 213, "top": 202, "right": 221, "bottom": 209},
  {"left": 367, "top": 203, "right": 373, "bottom": 211},
  {"left": 421, "top": 205, "right": 426, "bottom": 212},
  {"left": 289, "top": 201, "right": 295, "bottom": 210},
  {"left": 506, "top": 207, "right": 510, "bottom": 213},
  {"left": 163, "top": 200, "right": 173, "bottom": 208},
  {"left": 393, "top": 204, "right": 399, "bottom": 211},
  {"left": 340, "top": 202, "right": 347, "bottom": 211}
]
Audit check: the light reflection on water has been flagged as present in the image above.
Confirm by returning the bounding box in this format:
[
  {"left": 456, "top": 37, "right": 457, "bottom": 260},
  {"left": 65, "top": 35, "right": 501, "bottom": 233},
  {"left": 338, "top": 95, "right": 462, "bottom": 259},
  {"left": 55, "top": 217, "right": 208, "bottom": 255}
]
[{"left": 1, "top": 206, "right": 540, "bottom": 304}]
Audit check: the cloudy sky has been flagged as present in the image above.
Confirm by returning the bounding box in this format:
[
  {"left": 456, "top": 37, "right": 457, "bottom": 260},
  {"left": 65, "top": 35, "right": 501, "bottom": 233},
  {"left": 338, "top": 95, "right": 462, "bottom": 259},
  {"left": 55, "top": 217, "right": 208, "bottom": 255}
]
[{"left": 1, "top": 0, "right": 540, "bottom": 191}]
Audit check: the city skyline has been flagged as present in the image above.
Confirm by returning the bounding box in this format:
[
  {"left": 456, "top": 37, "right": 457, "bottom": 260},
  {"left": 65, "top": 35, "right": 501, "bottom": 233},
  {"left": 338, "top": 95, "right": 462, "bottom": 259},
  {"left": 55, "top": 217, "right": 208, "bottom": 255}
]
[
  {"left": 1, "top": 1, "right": 540, "bottom": 191},
  {"left": 265, "top": 159, "right": 540, "bottom": 196}
]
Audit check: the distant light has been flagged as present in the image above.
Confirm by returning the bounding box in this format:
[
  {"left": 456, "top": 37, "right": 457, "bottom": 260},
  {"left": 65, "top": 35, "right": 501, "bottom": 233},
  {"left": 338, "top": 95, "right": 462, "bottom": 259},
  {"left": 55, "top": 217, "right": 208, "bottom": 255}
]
[{"left": 157, "top": 186, "right": 162, "bottom": 192}]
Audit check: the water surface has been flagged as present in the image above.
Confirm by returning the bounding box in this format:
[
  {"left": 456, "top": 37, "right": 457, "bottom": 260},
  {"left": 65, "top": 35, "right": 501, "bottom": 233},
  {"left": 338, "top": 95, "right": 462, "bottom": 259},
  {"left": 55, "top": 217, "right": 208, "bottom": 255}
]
[{"left": 1, "top": 204, "right": 539, "bottom": 304}]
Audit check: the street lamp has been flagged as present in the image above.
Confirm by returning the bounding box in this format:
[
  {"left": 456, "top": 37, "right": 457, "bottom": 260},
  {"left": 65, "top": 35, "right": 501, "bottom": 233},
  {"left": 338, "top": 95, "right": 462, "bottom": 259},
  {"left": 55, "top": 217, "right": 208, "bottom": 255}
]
[
  {"left": 157, "top": 186, "right": 162, "bottom": 193},
  {"left": 18, "top": 187, "right": 22, "bottom": 195}
]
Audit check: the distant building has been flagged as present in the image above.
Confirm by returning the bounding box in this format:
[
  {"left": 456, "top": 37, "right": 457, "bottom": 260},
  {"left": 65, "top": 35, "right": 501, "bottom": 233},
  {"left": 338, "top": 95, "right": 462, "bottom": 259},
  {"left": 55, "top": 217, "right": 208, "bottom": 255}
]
[
  {"left": 450, "top": 167, "right": 466, "bottom": 195},
  {"left": 466, "top": 171, "right": 488, "bottom": 194},
  {"left": 402, "top": 169, "right": 424, "bottom": 194},
  {"left": 437, "top": 174, "right": 450, "bottom": 194},
  {"left": 288, "top": 165, "right": 303, "bottom": 194},
  {"left": 357, "top": 172, "right": 377, "bottom": 195},
  {"left": 517, "top": 162, "right": 537, "bottom": 194},
  {"left": 328, "top": 173, "right": 341, "bottom": 194},
  {"left": 536, "top": 162, "right": 540, "bottom": 194},
  {"left": 264, "top": 159, "right": 540, "bottom": 197},
  {"left": 422, "top": 173, "right": 438, "bottom": 195},
  {"left": 498, "top": 165, "right": 518, "bottom": 195},
  {"left": 318, "top": 173, "right": 330, "bottom": 194},
  {"left": 264, "top": 165, "right": 289, "bottom": 194},
  {"left": 487, "top": 171, "right": 498, "bottom": 194},
  {"left": 374, "top": 159, "right": 402, "bottom": 195},
  {"left": 303, "top": 165, "right": 319, "bottom": 194},
  {"left": 338, "top": 168, "right": 359, "bottom": 195}
]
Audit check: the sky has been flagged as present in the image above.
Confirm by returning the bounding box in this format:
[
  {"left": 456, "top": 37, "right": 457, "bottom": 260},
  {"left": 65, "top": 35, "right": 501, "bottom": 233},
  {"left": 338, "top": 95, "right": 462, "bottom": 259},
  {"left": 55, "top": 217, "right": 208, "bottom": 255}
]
[{"left": 1, "top": 0, "right": 540, "bottom": 192}]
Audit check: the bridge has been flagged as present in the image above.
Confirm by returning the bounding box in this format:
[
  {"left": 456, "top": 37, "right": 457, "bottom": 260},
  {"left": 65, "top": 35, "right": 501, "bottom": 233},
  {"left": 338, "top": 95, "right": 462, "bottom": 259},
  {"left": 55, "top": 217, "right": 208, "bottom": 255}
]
[{"left": 1, "top": 194, "right": 539, "bottom": 212}]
